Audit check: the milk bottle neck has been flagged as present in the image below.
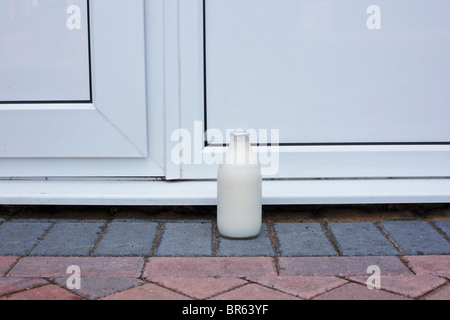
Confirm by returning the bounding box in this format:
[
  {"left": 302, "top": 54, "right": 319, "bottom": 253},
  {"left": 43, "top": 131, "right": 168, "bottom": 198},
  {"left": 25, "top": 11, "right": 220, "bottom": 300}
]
[
  {"left": 230, "top": 134, "right": 250, "bottom": 147},
  {"left": 225, "top": 131, "right": 257, "bottom": 165}
]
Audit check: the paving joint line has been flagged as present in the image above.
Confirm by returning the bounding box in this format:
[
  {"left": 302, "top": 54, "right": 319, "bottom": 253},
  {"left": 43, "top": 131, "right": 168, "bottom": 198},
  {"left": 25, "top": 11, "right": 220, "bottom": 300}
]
[
  {"left": 239, "top": 278, "right": 305, "bottom": 300},
  {"left": 266, "top": 223, "right": 281, "bottom": 276},
  {"left": 374, "top": 222, "right": 405, "bottom": 256},
  {"left": 374, "top": 221, "right": 417, "bottom": 274},
  {"left": 201, "top": 279, "right": 251, "bottom": 300},
  {"left": 427, "top": 221, "right": 450, "bottom": 243},
  {"left": 43, "top": 277, "right": 87, "bottom": 300},
  {"left": 0, "top": 280, "right": 49, "bottom": 299},
  {"left": 2, "top": 256, "right": 23, "bottom": 277},
  {"left": 310, "top": 276, "right": 351, "bottom": 300},
  {"left": 27, "top": 222, "right": 56, "bottom": 257},
  {"left": 397, "top": 255, "right": 417, "bottom": 275},
  {"left": 416, "top": 278, "right": 449, "bottom": 300},
  {"left": 307, "top": 278, "right": 352, "bottom": 300},
  {"left": 212, "top": 219, "right": 219, "bottom": 257},
  {"left": 139, "top": 257, "right": 150, "bottom": 280},
  {"left": 150, "top": 222, "right": 165, "bottom": 257},
  {"left": 88, "top": 220, "right": 112, "bottom": 256},
  {"left": 144, "top": 278, "right": 200, "bottom": 300},
  {"left": 336, "top": 275, "right": 418, "bottom": 300},
  {"left": 320, "top": 222, "right": 342, "bottom": 256}
]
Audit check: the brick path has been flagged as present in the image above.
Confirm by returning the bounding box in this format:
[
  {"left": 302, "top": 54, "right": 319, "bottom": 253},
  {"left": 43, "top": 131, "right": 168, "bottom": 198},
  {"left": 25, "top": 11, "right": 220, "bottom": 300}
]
[{"left": 0, "top": 215, "right": 449, "bottom": 300}]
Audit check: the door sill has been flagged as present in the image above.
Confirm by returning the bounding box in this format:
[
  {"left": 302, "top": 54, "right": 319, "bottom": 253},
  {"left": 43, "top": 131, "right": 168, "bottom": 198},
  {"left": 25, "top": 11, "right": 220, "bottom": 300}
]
[{"left": 0, "top": 178, "right": 449, "bottom": 205}]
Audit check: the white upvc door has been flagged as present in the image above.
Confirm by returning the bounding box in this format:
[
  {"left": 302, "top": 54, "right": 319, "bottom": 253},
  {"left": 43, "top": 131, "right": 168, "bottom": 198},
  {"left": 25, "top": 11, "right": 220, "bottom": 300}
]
[
  {"left": 0, "top": 0, "right": 164, "bottom": 177},
  {"left": 1, "top": 0, "right": 449, "bottom": 187},
  {"left": 0, "top": 0, "right": 449, "bottom": 204},
  {"left": 171, "top": 0, "right": 450, "bottom": 180}
]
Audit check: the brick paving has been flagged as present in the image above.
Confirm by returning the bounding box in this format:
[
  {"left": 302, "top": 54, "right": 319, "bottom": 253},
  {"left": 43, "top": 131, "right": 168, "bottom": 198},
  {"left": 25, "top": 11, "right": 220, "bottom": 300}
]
[
  {"left": 0, "top": 211, "right": 448, "bottom": 300},
  {"left": 278, "top": 256, "right": 411, "bottom": 276},
  {"left": 378, "top": 221, "right": 450, "bottom": 255},
  {"left": 273, "top": 223, "right": 336, "bottom": 256},
  {"left": 30, "top": 221, "right": 105, "bottom": 256},
  {"left": 217, "top": 224, "right": 274, "bottom": 257},
  {"left": 313, "top": 283, "right": 412, "bottom": 300},
  {"left": 0, "top": 284, "right": 84, "bottom": 300},
  {"left": 93, "top": 220, "right": 158, "bottom": 257},
  {"left": 328, "top": 222, "right": 398, "bottom": 256}
]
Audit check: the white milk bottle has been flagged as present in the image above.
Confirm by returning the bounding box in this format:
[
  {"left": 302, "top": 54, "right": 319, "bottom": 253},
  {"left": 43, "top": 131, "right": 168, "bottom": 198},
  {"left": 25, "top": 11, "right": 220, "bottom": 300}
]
[{"left": 217, "top": 130, "right": 262, "bottom": 239}]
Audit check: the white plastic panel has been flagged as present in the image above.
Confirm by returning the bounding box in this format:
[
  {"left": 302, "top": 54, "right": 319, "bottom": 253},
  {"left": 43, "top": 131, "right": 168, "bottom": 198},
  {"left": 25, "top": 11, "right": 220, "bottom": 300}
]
[
  {"left": 205, "top": 0, "right": 450, "bottom": 144},
  {"left": 0, "top": 0, "right": 153, "bottom": 164},
  {"left": 0, "top": 0, "right": 90, "bottom": 102},
  {"left": 0, "top": 179, "right": 449, "bottom": 205}
]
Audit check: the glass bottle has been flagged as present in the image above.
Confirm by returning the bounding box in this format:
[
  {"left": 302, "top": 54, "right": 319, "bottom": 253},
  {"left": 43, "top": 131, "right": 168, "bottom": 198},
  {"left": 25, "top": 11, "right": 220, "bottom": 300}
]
[{"left": 217, "top": 130, "right": 262, "bottom": 239}]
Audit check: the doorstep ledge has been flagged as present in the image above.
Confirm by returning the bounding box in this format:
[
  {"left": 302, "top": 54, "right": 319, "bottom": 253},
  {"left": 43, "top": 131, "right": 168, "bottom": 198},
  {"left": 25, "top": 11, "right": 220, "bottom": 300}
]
[{"left": 0, "top": 178, "right": 449, "bottom": 205}]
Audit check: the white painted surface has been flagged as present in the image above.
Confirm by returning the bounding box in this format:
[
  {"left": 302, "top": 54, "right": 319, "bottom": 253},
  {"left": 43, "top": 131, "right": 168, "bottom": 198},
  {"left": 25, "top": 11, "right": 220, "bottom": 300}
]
[
  {"left": 0, "top": 0, "right": 90, "bottom": 101},
  {"left": 164, "top": 0, "right": 182, "bottom": 180},
  {"left": 0, "top": 0, "right": 148, "bottom": 158},
  {"left": 178, "top": 0, "right": 450, "bottom": 180},
  {"left": 180, "top": 144, "right": 450, "bottom": 179},
  {"left": 0, "top": 0, "right": 448, "bottom": 204},
  {"left": 0, "top": 0, "right": 164, "bottom": 177},
  {"left": 205, "top": 0, "right": 450, "bottom": 144},
  {"left": 0, "top": 179, "right": 449, "bottom": 205}
]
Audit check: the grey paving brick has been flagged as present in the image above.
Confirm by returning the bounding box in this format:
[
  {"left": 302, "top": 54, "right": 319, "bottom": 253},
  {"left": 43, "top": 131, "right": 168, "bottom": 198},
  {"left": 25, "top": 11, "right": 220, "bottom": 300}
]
[
  {"left": 31, "top": 221, "right": 106, "bottom": 256},
  {"left": 156, "top": 222, "right": 213, "bottom": 257},
  {"left": 0, "top": 221, "right": 53, "bottom": 255},
  {"left": 432, "top": 221, "right": 450, "bottom": 239},
  {"left": 328, "top": 222, "right": 398, "bottom": 256},
  {"left": 93, "top": 221, "right": 159, "bottom": 256},
  {"left": 379, "top": 221, "right": 450, "bottom": 255},
  {"left": 274, "top": 223, "right": 336, "bottom": 257},
  {"left": 218, "top": 224, "right": 274, "bottom": 257}
]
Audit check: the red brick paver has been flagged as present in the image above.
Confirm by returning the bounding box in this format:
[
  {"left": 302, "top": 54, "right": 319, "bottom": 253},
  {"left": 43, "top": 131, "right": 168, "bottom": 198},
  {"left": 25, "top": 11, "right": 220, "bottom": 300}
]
[
  {"left": 279, "top": 256, "right": 411, "bottom": 276},
  {"left": 404, "top": 255, "right": 450, "bottom": 278},
  {"left": 314, "top": 283, "right": 411, "bottom": 300},
  {"left": 8, "top": 257, "right": 145, "bottom": 278},
  {"left": 144, "top": 257, "right": 277, "bottom": 278},
  {"left": 210, "top": 283, "right": 301, "bottom": 300},
  {"left": 101, "top": 283, "right": 191, "bottom": 300},
  {"left": 0, "top": 256, "right": 19, "bottom": 275},
  {"left": 347, "top": 275, "right": 446, "bottom": 298},
  {"left": 0, "top": 255, "right": 447, "bottom": 300},
  {"left": 423, "top": 284, "right": 450, "bottom": 300},
  {"left": 0, "top": 284, "right": 84, "bottom": 300},
  {"left": 247, "top": 275, "right": 348, "bottom": 299},
  {"left": 0, "top": 277, "right": 48, "bottom": 297},
  {"left": 52, "top": 276, "right": 145, "bottom": 300},
  {"left": 148, "top": 276, "right": 247, "bottom": 300}
]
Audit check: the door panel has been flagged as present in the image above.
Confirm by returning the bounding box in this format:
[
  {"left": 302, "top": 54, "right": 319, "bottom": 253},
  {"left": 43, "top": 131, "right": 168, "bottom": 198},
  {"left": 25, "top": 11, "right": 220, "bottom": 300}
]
[
  {"left": 205, "top": 0, "right": 450, "bottom": 144},
  {"left": 0, "top": 0, "right": 91, "bottom": 102},
  {"left": 176, "top": 0, "right": 450, "bottom": 179},
  {"left": 0, "top": 0, "right": 165, "bottom": 178},
  {"left": 0, "top": 0, "right": 148, "bottom": 158}
]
